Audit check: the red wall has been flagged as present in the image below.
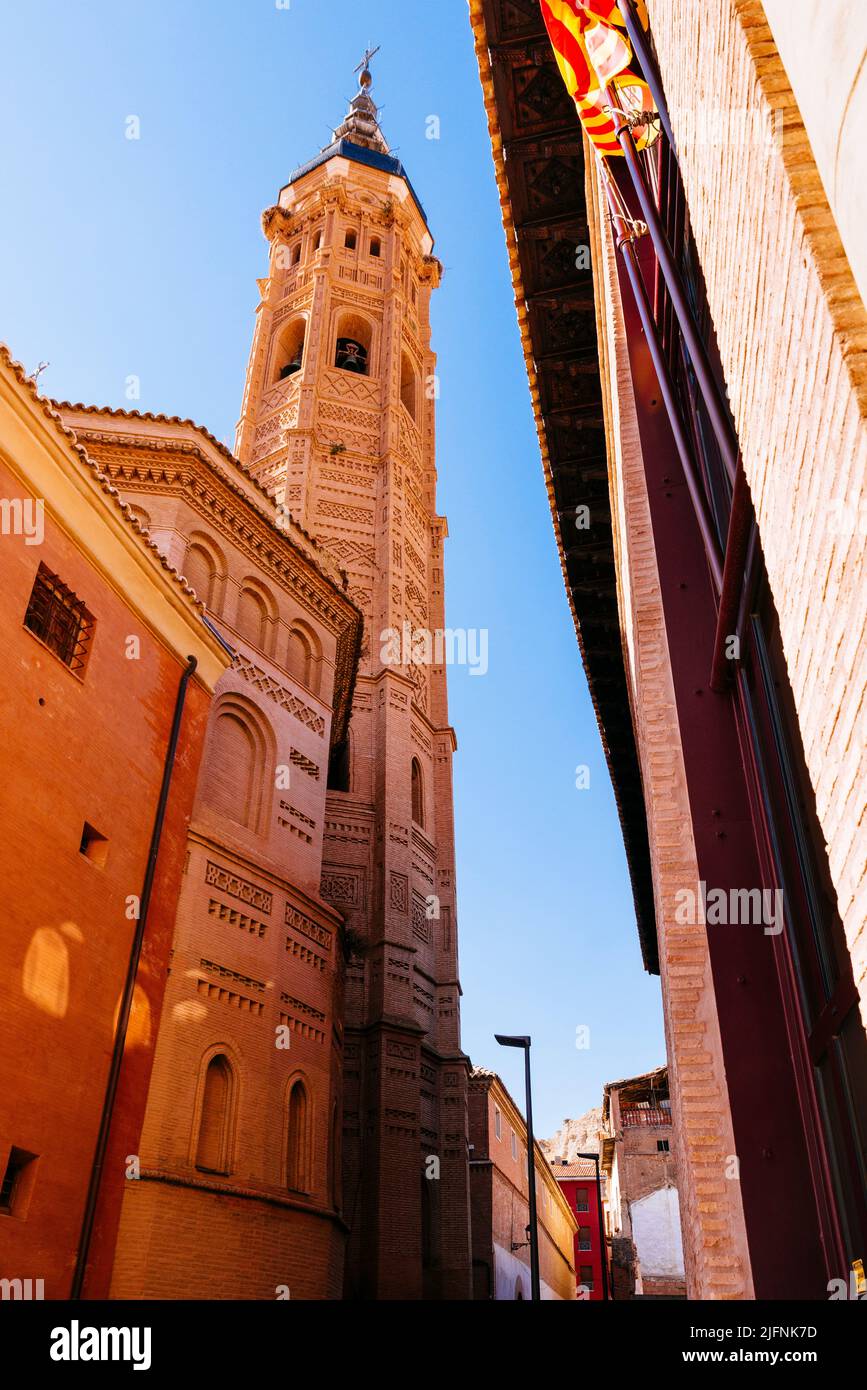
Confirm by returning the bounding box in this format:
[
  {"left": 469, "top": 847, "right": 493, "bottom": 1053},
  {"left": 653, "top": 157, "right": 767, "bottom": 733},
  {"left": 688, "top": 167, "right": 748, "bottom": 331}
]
[
  {"left": 556, "top": 1176, "right": 604, "bottom": 1300},
  {"left": 0, "top": 460, "right": 212, "bottom": 1298}
]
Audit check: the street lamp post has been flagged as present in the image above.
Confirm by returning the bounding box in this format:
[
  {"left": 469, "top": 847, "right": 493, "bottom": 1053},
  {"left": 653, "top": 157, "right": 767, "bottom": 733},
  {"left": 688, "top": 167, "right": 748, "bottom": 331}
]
[{"left": 495, "top": 1033, "right": 541, "bottom": 1302}]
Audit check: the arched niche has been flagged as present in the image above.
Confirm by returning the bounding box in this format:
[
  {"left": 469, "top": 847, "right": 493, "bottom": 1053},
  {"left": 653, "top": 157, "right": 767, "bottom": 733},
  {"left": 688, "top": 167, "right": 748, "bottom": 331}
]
[
  {"left": 400, "top": 350, "right": 419, "bottom": 422},
  {"left": 270, "top": 316, "right": 307, "bottom": 383},
  {"left": 234, "top": 578, "right": 278, "bottom": 656},
  {"left": 200, "top": 692, "right": 275, "bottom": 836},
  {"left": 284, "top": 1074, "right": 312, "bottom": 1193},
  {"left": 193, "top": 1047, "right": 239, "bottom": 1175},
  {"left": 411, "top": 757, "right": 425, "bottom": 828},
  {"left": 183, "top": 532, "right": 227, "bottom": 615},
  {"left": 286, "top": 620, "right": 322, "bottom": 695},
  {"left": 126, "top": 503, "right": 151, "bottom": 532}
]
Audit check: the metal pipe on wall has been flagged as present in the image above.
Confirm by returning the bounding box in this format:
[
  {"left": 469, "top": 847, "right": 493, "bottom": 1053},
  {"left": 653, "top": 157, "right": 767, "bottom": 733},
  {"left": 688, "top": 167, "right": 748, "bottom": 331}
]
[{"left": 71, "top": 654, "right": 199, "bottom": 1300}]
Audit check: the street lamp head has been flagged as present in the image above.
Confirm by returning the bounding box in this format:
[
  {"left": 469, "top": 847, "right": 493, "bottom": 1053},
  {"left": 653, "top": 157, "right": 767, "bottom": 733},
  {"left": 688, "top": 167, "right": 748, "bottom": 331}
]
[{"left": 494, "top": 1033, "right": 531, "bottom": 1049}]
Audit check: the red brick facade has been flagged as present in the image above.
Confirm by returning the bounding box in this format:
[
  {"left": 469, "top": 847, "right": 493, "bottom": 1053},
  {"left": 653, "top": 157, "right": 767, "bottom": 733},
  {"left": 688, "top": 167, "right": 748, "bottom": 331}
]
[
  {"left": 53, "top": 413, "right": 361, "bottom": 1301},
  {"left": 0, "top": 349, "right": 227, "bottom": 1299}
]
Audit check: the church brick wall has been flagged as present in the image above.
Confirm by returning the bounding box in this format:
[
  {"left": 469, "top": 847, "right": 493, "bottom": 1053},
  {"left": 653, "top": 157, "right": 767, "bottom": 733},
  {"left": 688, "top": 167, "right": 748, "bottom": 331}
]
[
  {"left": 0, "top": 355, "right": 225, "bottom": 1299},
  {"left": 54, "top": 416, "right": 360, "bottom": 1300}
]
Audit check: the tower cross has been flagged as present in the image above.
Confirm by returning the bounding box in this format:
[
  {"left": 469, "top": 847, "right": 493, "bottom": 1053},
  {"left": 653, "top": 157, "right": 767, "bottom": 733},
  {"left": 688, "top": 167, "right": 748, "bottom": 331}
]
[{"left": 354, "top": 44, "right": 381, "bottom": 81}]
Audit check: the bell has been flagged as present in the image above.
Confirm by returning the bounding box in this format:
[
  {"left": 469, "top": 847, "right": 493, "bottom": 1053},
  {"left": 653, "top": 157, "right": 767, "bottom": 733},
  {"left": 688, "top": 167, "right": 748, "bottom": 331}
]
[{"left": 336, "top": 338, "right": 368, "bottom": 374}]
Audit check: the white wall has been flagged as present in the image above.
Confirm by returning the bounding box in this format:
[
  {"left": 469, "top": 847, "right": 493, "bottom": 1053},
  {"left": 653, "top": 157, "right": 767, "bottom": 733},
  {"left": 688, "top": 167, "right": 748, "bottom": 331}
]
[
  {"left": 492, "top": 1242, "right": 562, "bottom": 1301},
  {"left": 630, "top": 1185, "right": 685, "bottom": 1278}
]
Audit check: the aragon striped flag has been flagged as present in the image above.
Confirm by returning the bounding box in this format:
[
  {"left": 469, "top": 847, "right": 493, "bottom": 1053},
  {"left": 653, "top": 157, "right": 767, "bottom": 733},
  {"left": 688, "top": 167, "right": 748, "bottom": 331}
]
[{"left": 539, "top": 0, "right": 658, "bottom": 158}]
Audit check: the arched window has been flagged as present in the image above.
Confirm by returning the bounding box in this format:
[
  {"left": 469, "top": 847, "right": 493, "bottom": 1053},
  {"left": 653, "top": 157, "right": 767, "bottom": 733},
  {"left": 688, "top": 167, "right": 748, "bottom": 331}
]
[
  {"left": 335, "top": 312, "right": 372, "bottom": 375},
  {"left": 235, "top": 584, "right": 271, "bottom": 651},
  {"left": 291, "top": 242, "right": 301, "bottom": 266},
  {"left": 201, "top": 696, "right": 273, "bottom": 833},
  {"left": 183, "top": 534, "right": 226, "bottom": 616},
  {"left": 195, "top": 1054, "right": 233, "bottom": 1174},
  {"left": 400, "top": 351, "right": 419, "bottom": 422},
  {"left": 286, "top": 1079, "right": 310, "bottom": 1192},
  {"left": 313, "top": 229, "right": 323, "bottom": 251},
  {"left": 272, "top": 318, "right": 306, "bottom": 382},
  {"left": 411, "top": 757, "right": 424, "bottom": 827}
]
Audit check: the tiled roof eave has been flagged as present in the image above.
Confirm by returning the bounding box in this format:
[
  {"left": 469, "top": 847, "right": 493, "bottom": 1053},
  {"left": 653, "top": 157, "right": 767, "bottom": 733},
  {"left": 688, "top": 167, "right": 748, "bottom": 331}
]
[{"left": 467, "top": 0, "right": 658, "bottom": 973}]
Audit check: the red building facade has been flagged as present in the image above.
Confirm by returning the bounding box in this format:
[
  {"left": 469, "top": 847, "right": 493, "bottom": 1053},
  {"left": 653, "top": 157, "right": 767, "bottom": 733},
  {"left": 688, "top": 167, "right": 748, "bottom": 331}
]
[
  {"left": 550, "top": 1159, "right": 605, "bottom": 1300},
  {"left": 0, "top": 347, "right": 228, "bottom": 1300}
]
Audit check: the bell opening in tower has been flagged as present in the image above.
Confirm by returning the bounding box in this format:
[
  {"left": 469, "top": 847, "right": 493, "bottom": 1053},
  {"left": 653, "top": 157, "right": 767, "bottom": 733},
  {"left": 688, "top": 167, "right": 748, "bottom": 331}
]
[{"left": 335, "top": 337, "right": 368, "bottom": 375}]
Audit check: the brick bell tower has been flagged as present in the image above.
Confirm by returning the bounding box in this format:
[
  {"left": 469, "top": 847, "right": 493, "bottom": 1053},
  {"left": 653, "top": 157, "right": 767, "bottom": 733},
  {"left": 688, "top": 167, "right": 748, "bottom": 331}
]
[{"left": 235, "top": 55, "right": 472, "bottom": 1300}]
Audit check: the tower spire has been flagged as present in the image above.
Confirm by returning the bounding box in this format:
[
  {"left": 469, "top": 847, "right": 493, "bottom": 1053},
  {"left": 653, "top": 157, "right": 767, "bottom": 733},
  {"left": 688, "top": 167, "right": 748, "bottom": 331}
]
[{"left": 331, "top": 43, "right": 389, "bottom": 154}]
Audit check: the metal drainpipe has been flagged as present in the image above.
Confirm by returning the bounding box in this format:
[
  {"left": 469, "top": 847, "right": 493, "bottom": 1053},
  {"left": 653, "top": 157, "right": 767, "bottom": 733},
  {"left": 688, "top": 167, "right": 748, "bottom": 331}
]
[{"left": 70, "top": 653, "right": 198, "bottom": 1300}]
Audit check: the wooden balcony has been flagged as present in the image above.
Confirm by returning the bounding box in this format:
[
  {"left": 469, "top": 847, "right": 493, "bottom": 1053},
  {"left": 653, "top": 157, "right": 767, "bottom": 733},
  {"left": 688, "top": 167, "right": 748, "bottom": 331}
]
[{"left": 620, "top": 1105, "right": 671, "bottom": 1127}]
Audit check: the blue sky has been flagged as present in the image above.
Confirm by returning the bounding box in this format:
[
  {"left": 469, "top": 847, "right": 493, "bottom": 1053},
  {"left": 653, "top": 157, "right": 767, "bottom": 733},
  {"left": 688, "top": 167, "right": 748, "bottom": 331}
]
[{"left": 0, "top": 0, "right": 664, "bottom": 1137}]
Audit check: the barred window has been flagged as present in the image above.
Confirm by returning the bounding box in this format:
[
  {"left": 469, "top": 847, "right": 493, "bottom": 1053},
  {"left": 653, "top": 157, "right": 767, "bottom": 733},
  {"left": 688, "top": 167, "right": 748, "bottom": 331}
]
[{"left": 23, "top": 564, "right": 94, "bottom": 675}]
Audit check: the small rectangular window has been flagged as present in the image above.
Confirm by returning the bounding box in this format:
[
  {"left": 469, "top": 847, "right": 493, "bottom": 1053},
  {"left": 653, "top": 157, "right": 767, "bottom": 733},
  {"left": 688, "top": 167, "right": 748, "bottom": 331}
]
[
  {"left": 24, "top": 564, "right": 94, "bottom": 675},
  {"left": 0, "top": 1147, "right": 38, "bottom": 1217},
  {"left": 79, "top": 822, "right": 109, "bottom": 868},
  {"left": 370, "top": 237, "right": 381, "bottom": 258},
  {"left": 494, "top": 1106, "right": 501, "bottom": 1140},
  {"left": 345, "top": 230, "right": 357, "bottom": 250},
  {"left": 576, "top": 1188, "right": 589, "bottom": 1211},
  {"left": 578, "top": 1226, "right": 592, "bottom": 1251},
  {"left": 657, "top": 1139, "right": 670, "bottom": 1152},
  {"left": 511, "top": 1129, "right": 517, "bottom": 1160},
  {"left": 580, "top": 1265, "right": 594, "bottom": 1291}
]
